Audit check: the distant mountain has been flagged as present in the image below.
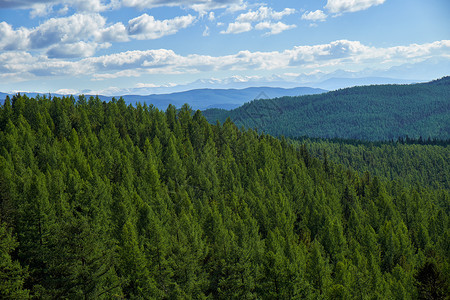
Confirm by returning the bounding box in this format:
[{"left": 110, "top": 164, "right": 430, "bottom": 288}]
[
  {"left": 127, "top": 86, "right": 326, "bottom": 110},
  {"left": 0, "top": 87, "right": 326, "bottom": 110},
  {"left": 377, "top": 57, "right": 450, "bottom": 81},
  {"left": 203, "top": 77, "right": 450, "bottom": 141}
]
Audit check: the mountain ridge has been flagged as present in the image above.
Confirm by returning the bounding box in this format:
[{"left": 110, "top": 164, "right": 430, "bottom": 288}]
[{"left": 203, "top": 76, "right": 450, "bottom": 141}]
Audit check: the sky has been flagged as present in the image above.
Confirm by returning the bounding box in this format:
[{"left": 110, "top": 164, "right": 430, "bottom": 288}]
[{"left": 0, "top": 0, "right": 449, "bottom": 95}]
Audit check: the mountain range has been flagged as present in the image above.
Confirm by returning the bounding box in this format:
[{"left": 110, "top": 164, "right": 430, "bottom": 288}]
[{"left": 0, "top": 86, "right": 326, "bottom": 111}]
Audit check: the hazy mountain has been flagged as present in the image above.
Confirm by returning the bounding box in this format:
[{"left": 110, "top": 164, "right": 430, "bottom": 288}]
[
  {"left": 0, "top": 86, "right": 326, "bottom": 111},
  {"left": 375, "top": 57, "right": 450, "bottom": 80}
]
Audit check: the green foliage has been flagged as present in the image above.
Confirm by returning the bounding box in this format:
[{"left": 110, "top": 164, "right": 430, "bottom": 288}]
[
  {"left": 203, "top": 77, "right": 450, "bottom": 141},
  {"left": 0, "top": 94, "right": 448, "bottom": 298},
  {"left": 0, "top": 223, "right": 29, "bottom": 299},
  {"left": 293, "top": 137, "right": 450, "bottom": 189}
]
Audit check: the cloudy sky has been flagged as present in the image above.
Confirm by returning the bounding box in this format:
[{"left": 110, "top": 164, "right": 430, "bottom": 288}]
[{"left": 0, "top": 0, "right": 449, "bottom": 94}]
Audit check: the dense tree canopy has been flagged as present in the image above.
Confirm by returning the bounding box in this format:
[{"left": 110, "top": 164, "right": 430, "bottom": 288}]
[
  {"left": 0, "top": 94, "right": 448, "bottom": 298},
  {"left": 292, "top": 137, "right": 450, "bottom": 190}
]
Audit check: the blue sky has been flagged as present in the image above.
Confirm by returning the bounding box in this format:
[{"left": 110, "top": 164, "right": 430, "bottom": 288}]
[{"left": 0, "top": 0, "right": 449, "bottom": 95}]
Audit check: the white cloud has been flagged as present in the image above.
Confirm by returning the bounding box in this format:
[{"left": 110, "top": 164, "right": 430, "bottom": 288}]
[
  {"left": 46, "top": 41, "right": 110, "bottom": 58},
  {"left": 2, "top": 40, "right": 450, "bottom": 82},
  {"left": 0, "top": 13, "right": 130, "bottom": 53},
  {"left": 255, "top": 22, "right": 296, "bottom": 35},
  {"left": 101, "top": 22, "right": 129, "bottom": 42},
  {"left": 301, "top": 10, "right": 327, "bottom": 22},
  {"left": 236, "top": 6, "right": 296, "bottom": 23},
  {"left": 0, "top": 22, "right": 29, "bottom": 50},
  {"left": 221, "top": 22, "right": 252, "bottom": 34},
  {"left": 0, "top": 51, "right": 36, "bottom": 75},
  {"left": 208, "top": 12, "right": 215, "bottom": 21},
  {"left": 127, "top": 14, "right": 196, "bottom": 40},
  {"left": 28, "top": 14, "right": 108, "bottom": 49},
  {"left": 287, "top": 40, "right": 369, "bottom": 65},
  {"left": 0, "top": 13, "right": 195, "bottom": 57},
  {"left": 223, "top": 6, "right": 296, "bottom": 35},
  {"left": 86, "top": 49, "right": 185, "bottom": 73},
  {"left": 325, "top": 0, "right": 386, "bottom": 14},
  {"left": 93, "top": 69, "right": 142, "bottom": 80}
]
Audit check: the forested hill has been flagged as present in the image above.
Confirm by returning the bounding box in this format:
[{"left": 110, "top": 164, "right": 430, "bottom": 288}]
[
  {"left": 292, "top": 138, "right": 450, "bottom": 190},
  {"left": 0, "top": 94, "right": 448, "bottom": 298},
  {"left": 203, "top": 76, "right": 450, "bottom": 141}
]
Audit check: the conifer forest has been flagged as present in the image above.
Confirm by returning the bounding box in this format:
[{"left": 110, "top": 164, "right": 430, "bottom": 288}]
[{"left": 0, "top": 93, "right": 448, "bottom": 299}]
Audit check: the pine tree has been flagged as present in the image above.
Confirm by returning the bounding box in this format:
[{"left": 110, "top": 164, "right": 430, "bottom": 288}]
[{"left": 0, "top": 222, "right": 29, "bottom": 299}]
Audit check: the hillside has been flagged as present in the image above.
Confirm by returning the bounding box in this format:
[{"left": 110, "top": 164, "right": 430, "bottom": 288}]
[
  {"left": 292, "top": 138, "right": 450, "bottom": 190},
  {"left": 0, "top": 94, "right": 448, "bottom": 298},
  {"left": 203, "top": 77, "right": 450, "bottom": 141}
]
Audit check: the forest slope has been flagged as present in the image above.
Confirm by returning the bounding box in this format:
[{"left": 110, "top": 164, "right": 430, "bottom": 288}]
[
  {"left": 0, "top": 94, "right": 448, "bottom": 298},
  {"left": 292, "top": 138, "right": 450, "bottom": 190},
  {"left": 203, "top": 77, "right": 450, "bottom": 141}
]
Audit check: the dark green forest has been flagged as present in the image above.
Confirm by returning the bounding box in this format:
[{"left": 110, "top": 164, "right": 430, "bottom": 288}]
[
  {"left": 291, "top": 138, "right": 450, "bottom": 190},
  {"left": 203, "top": 77, "right": 450, "bottom": 141},
  {"left": 0, "top": 94, "right": 449, "bottom": 299}
]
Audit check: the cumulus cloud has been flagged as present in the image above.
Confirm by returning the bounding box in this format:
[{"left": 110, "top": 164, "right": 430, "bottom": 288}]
[
  {"left": 325, "top": 0, "right": 386, "bottom": 14},
  {"left": 0, "top": 51, "right": 37, "bottom": 75},
  {"left": 28, "top": 13, "right": 108, "bottom": 48},
  {"left": 221, "top": 22, "right": 252, "bottom": 34},
  {"left": 82, "top": 40, "right": 450, "bottom": 76},
  {"left": 301, "top": 10, "right": 327, "bottom": 22},
  {"left": 223, "top": 6, "right": 296, "bottom": 35},
  {"left": 0, "top": 14, "right": 118, "bottom": 51},
  {"left": 0, "top": 13, "right": 195, "bottom": 57},
  {"left": 287, "top": 40, "right": 369, "bottom": 66},
  {"left": 255, "top": 22, "right": 296, "bottom": 35},
  {"left": 46, "top": 41, "right": 110, "bottom": 58},
  {"left": 127, "top": 14, "right": 195, "bottom": 40},
  {"left": 101, "top": 22, "right": 129, "bottom": 42},
  {"left": 3, "top": 40, "right": 450, "bottom": 82},
  {"left": 92, "top": 69, "right": 142, "bottom": 80},
  {"left": 0, "top": 22, "right": 29, "bottom": 50}
]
